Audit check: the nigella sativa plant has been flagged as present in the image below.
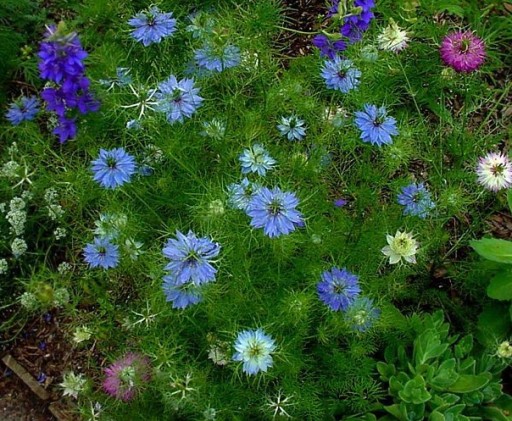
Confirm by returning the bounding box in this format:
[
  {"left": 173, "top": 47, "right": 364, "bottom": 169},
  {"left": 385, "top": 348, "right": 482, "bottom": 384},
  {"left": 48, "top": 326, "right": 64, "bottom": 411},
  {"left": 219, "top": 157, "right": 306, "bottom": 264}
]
[
  {"left": 155, "top": 75, "right": 203, "bottom": 124},
  {"left": 354, "top": 104, "right": 398, "bottom": 146},
  {"left": 397, "top": 182, "right": 435, "bottom": 218},
  {"left": 227, "top": 178, "right": 261, "bottom": 211},
  {"left": 83, "top": 237, "right": 120, "bottom": 269},
  {"left": 38, "top": 25, "right": 99, "bottom": 143},
  {"left": 246, "top": 187, "right": 304, "bottom": 238},
  {"left": 233, "top": 329, "right": 276, "bottom": 375},
  {"left": 195, "top": 43, "right": 241, "bottom": 72},
  {"left": 6, "top": 96, "right": 40, "bottom": 126},
  {"left": 321, "top": 57, "right": 361, "bottom": 93},
  {"left": 277, "top": 116, "right": 306, "bottom": 141},
  {"left": 128, "top": 6, "right": 177, "bottom": 47},
  {"left": 317, "top": 267, "right": 360, "bottom": 311},
  {"left": 91, "top": 148, "right": 137, "bottom": 189},
  {"left": 344, "top": 297, "right": 380, "bottom": 332},
  {"left": 239, "top": 144, "right": 276, "bottom": 176},
  {"left": 162, "top": 230, "right": 220, "bottom": 286}
]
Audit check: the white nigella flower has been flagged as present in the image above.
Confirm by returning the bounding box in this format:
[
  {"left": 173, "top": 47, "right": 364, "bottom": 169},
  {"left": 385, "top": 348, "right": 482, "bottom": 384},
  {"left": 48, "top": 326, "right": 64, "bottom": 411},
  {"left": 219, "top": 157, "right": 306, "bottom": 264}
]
[
  {"left": 497, "top": 340, "right": 512, "bottom": 359},
  {"left": 60, "top": 372, "right": 87, "bottom": 399},
  {"left": 381, "top": 230, "right": 419, "bottom": 265},
  {"left": 73, "top": 326, "right": 93, "bottom": 344},
  {"left": 476, "top": 152, "right": 512, "bottom": 192},
  {"left": 377, "top": 19, "right": 409, "bottom": 53}
]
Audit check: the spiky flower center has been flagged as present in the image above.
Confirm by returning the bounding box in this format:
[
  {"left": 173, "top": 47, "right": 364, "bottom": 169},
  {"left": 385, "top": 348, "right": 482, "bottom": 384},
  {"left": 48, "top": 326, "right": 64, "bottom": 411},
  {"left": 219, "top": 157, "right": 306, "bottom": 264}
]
[
  {"left": 333, "top": 282, "right": 346, "bottom": 294},
  {"left": 119, "top": 366, "right": 136, "bottom": 386},
  {"left": 97, "top": 246, "right": 106, "bottom": 255},
  {"left": 248, "top": 341, "right": 264, "bottom": 358},
  {"left": 106, "top": 157, "right": 117, "bottom": 169},
  {"left": 268, "top": 200, "right": 282, "bottom": 216},
  {"left": 392, "top": 234, "right": 415, "bottom": 254},
  {"left": 353, "top": 310, "right": 368, "bottom": 325},
  {"left": 459, "top": 38, "right": 471, "bottom": 53},
  {"left": 491, "top": 163, "right": 506, "bottom": 177}
]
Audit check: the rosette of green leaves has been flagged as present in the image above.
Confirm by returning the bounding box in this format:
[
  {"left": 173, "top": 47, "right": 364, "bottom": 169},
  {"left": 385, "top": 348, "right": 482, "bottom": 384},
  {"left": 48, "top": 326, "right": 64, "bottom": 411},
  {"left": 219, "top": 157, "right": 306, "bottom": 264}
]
[{"left": 370, "top": 311, "right": 510, "bottom": 421}]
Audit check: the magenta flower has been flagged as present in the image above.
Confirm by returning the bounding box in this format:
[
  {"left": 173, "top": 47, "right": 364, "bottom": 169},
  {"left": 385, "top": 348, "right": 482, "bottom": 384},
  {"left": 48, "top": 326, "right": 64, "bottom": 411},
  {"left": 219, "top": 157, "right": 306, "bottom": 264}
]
[
  {"left": 439, "top": 30, "right": 486, "bottom": 73},
  {"left": 103, "top": 353, "right": 152, "bottom": 401}
]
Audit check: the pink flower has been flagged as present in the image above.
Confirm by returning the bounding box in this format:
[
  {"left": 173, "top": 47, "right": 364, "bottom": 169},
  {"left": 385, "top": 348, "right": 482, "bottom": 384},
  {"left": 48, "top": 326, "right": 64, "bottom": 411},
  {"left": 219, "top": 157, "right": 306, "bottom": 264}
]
[
  {"left": 102, "top": 353, "right": 152, "bottom": 401},
  {"left": 439, "top": 30, "right": 486, "bottom": 73}
]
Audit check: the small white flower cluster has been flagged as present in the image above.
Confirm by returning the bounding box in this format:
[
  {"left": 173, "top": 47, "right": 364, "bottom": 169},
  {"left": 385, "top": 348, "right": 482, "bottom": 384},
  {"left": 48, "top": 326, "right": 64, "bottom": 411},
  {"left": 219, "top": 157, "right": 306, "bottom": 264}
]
[
  {"left": 0, "top": 160, "right": 21, "bottom": 180},
  {"left": 201, "top": 119, "right": 226, "bottom": 140},
  {"left": 11, "top": 238, "right": 28, "bottom": 258},
  {"left": 44, "top": 187, "right": 65, "bottom": 221},
  {"left": 19, "top": 286, "right": 70, "bottom": 310},
  {"left": 0, "top": 258, "right": 7, "bottom": 275},
  {"left": 58, "top": 261, "right": 72, "bottom": 274},
  {"left": 54, "top": 227, "right": 67, "bottom": 240},
  {"left": 6, "top": 197, "right": 27, "bottom": 236}
]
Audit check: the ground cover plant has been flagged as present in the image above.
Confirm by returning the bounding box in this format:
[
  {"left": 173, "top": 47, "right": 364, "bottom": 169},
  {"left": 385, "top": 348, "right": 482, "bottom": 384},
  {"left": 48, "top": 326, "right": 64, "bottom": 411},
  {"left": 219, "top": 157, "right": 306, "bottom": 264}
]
[{"left": 0, "top": 0, "right": 511, "bottom": 419}]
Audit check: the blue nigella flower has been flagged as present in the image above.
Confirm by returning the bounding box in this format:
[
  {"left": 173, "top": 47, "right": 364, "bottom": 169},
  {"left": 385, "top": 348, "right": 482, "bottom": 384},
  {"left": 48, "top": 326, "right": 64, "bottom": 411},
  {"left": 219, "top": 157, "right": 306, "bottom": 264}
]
[
  {"left": 246, "top": 187, "right": 304, "bottom": 238},
  {"left": 6, "top": 96, "right": 40, "bottom": 125},
  {"left": 227, "top": 177, "right": 261, "bottom": 211},
  {"left": 195, "top": 43, "right": 241, "bottom": 72},
  {"left": 354, "top": 104, "right": 398, "bottom": 146},
  {"left": 83, "top": 237, "right": 120, "bottom": 269},
  {"left": 321, "top": 57, "right": 361, "bottom": 93},
  {"left": 128, "top": 6, "right": 177, "bottom": 47},
  {"left": 233, "top": 329, "right": 276, "bottom": 375},
  {"left": 397, "top": 182, "right": 435, "bottom": 218},
  {"left": 277, "top": 116, "right": 306, "bottom": 141},
  {"left": 344, "top": 297, "right": 380, "bottom": 332},
  {"left": 156, "top": 75, "right": 203, "bottom": 124},
  {"left": 162, "top": 275, "right": 203, "bottom": 309},
  {"left": 91, "top": 148, "right": 137, "bottom": 189},
  {"left": 162, "top": 230, "right": 220, "bottom": 286},
  {"left": 317, "top": 267, "right": 361, "bottom": 311},
  {"left": 239, "top": 144, "right": 276, "bottom": 176}
]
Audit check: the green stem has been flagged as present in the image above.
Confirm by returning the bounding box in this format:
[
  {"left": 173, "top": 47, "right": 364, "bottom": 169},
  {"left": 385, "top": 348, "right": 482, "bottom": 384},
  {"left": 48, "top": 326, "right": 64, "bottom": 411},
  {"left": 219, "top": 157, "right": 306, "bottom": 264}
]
[{"left": 275, "top": 26, "right": 318, "bottom": 36}]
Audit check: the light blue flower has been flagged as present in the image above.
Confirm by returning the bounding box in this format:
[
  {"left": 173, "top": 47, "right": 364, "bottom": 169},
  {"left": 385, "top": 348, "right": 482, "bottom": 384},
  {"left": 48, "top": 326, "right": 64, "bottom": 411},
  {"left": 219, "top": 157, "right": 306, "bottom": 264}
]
[
  {"left": 239, "top": 144, "right": 276, "bottom": 176},
  {"left": 155, "top": 76, "right": 203, "bottom": 124},
  {"left": 354, "top": 104, "right": 398, "bottom": 146},
  {"left": 277, "top": 116, "right": 306, "bottom": 141},
  {"left": 233, "top": 329, "right": 276, "bottom": 375},
  {"left": 227, "top": 178, "right": 261, "bottom": 211},
  {"left": 128, "top": 6, "right": 177, "bottom": 47},
  {"left": 321, "top": 57, "right": 361, "bottom": 93},
  {"left": 246, "top": 187, "right": 304, "bottom": 238},
  {"left": 195, "top": 44, "right": 241, "bottom": 72}
]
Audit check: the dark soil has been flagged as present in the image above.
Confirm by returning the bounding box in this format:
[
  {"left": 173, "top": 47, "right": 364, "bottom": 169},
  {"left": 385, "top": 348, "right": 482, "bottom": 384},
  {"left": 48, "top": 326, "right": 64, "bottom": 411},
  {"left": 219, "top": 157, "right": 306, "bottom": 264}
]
[
  {"left": 1, "top": 310, "right": 99, "bottom": 421},
  {"left": 276, "top": 0, "right": 327, "bottom": 60}
]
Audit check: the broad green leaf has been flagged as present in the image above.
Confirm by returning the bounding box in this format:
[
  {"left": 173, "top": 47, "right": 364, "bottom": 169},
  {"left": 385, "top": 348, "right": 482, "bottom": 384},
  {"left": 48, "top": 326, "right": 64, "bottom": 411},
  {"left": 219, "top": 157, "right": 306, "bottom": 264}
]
[
  {"left": 507, "top": 190, "right": 512, "bottom": 214},
  {"left": 447, "top": 373, "right": 491, "bottom": 393},
  {"left": 470, "top": 238, "right": 512, "bottom": 264},
  {"left": 477, "top": 304, "right": 511, "bottom": 347},
  {"left": 487, "top": 270, "right": 512, "bottom": 300}
]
